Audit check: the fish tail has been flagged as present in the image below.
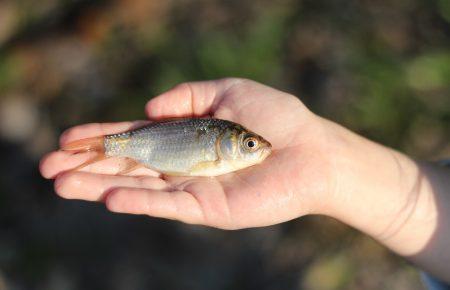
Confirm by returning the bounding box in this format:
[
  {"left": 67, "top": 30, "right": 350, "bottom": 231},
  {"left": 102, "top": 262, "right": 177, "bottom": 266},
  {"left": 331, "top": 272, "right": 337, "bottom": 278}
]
[
  {"left": 61, "top": 136, "right": 108, "bottom": 172},
  {"left": 61, "top": 136, "right": 105, "bottom": 153}
]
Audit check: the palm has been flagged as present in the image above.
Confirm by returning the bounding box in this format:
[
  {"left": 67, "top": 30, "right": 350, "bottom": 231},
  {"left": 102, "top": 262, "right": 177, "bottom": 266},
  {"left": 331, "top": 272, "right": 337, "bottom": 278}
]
[{"left": 40, "top": 79, "right": 333, "bottom": 229}]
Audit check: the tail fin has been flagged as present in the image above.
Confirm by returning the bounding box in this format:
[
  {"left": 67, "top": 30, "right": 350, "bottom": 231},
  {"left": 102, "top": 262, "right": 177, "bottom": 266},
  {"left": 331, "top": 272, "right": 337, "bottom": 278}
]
[
  {"left": 62, "top": 137, "right": 104, "bottom": 153},
  {"left": 62, "top": 136, "right": 108, "bottom": 172}
]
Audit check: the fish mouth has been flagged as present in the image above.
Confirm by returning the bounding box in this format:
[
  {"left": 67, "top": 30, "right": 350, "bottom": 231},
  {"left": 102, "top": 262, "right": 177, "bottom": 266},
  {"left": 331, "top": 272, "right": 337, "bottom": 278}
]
[
  {"left": 264, "top": 139, "right": 272, "bottom": 151},
  {"left": 260, "top": 146, "right": 272, "bottom": 161}
]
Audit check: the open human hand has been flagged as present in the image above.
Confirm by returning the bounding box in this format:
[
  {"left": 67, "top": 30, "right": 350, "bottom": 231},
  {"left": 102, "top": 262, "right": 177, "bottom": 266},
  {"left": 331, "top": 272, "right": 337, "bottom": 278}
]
[{"left": 40, "top": 78, "right": 341, "bottom": 229}]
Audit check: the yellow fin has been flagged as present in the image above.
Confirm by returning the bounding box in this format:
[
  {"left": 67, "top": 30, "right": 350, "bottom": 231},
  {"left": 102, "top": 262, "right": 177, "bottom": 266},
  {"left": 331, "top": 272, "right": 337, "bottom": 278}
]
[
  {"left": 116, "top": 159, "right": 143, "bottom": 175},
  {"left": 188, "top": 160, "right": 221, "bottom": 176}
]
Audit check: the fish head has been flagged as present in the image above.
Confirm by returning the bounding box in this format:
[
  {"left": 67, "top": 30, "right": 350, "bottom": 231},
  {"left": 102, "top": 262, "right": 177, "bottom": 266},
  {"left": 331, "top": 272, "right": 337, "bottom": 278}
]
[{"left": 218, "top": 126, "right": 272, "bottom": 170}]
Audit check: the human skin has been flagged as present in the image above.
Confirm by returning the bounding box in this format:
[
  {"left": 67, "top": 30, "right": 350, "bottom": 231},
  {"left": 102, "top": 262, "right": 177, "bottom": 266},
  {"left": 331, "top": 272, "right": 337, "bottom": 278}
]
[{"left": 39, "top": 78, "right": 450, "bottom": 282}]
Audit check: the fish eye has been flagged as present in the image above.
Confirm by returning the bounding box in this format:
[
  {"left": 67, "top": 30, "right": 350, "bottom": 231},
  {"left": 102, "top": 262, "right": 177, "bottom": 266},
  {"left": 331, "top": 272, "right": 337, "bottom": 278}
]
[{"left": 244, "top": 137, "right": 259, "bottom": 151}]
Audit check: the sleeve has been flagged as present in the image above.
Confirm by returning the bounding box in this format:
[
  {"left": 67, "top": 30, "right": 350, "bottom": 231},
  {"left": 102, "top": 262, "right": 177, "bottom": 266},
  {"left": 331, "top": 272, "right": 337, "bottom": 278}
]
[
  {"left": 421, "top": 273, "right": 450, "bottom": 290},
  {"left": 421, "top": 159, "right": 450, "bottom": 290}
]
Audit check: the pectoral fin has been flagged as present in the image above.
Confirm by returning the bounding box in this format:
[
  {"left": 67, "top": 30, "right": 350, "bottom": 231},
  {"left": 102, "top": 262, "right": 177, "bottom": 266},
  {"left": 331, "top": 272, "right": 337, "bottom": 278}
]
[
  {"left": 116, "top": 159, "right": 143, "bottom": 175},
  {"left": 187, "top": 160, "right": 223, "bottom": 176}
]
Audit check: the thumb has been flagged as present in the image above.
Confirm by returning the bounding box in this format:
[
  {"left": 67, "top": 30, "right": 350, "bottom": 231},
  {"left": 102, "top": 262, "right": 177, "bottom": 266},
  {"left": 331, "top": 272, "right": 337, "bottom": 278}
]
[{"left": 145, "top": 78, "right": 238, "bottom": 120}]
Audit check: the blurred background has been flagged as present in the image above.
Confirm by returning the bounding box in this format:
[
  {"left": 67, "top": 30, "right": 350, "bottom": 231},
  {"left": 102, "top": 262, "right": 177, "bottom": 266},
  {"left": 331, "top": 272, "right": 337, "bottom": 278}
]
[{"left": 0, "top": 0, "right": 449, "bottom": 289}]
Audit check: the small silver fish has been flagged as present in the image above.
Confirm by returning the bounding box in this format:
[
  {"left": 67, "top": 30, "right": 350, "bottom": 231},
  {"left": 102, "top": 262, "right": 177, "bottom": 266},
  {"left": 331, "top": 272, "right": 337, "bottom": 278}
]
[{"left": 63, "top": 118, "right": 272, "bottom": 176}]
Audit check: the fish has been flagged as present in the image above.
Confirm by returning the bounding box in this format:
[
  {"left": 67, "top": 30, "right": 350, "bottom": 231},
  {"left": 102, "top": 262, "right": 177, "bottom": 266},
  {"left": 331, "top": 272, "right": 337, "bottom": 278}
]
[{"left": 62, "top": 118, "right": 272, "bottom": 176}]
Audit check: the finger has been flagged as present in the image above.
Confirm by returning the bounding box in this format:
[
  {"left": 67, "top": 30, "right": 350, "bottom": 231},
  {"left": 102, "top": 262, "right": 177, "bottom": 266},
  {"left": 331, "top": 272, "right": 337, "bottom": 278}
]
[
  {"left": 54, "top": 171, "right": 169, "bottom": 201},
  {"left": 40, "top": 150, "right": 96, "bottom": 179},
  {"left": 40, "top": 150, "right": 159, "bottom": 179},
  {"left": 59, "top": 120, "right": 150, "bottom": 147},
  {"left": 145, "top": 78, "right": 241, "bottom": 119},
  {"left": 105, "top": 187, "right": 205, "bottom": 225}
]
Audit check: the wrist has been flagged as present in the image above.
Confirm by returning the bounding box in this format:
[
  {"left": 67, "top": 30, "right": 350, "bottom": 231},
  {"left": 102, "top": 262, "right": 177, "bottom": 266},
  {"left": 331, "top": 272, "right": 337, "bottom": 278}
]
[{"left": 318, "top": 119, "right": 437, "bottom": 255}]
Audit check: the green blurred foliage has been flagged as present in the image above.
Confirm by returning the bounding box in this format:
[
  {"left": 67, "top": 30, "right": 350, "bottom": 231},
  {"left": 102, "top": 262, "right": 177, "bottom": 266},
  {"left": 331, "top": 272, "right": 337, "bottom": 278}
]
[
  {"left": 0, "top": 52, "right": 24, "bottom": 92},
  {"left": 150, "top": 5, "right": 288, "bottom": 91}
]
